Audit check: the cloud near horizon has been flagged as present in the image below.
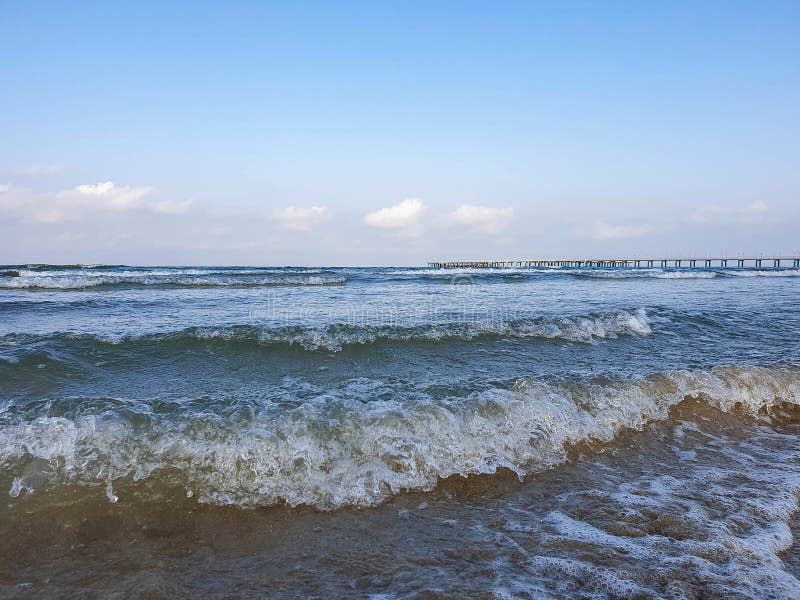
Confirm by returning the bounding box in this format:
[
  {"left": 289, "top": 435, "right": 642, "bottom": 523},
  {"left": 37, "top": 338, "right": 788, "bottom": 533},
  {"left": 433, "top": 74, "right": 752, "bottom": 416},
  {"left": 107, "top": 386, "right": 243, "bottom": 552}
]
[
  {"left": 272, "top": 205, "right": 330, "bottom": 231},
  {"left": 688, "top": 201, "right": 770, "bottom": 225},
  {"left": 449, "top": 205, "right": 514, "bottom": 234},
  {"left": 150, "top": 199, "right": 193, "bottom": 215},
  {"left": 4, "top": 177, "right": 795, "bottom": 264},
  {"left": 0, "top": 181, "right": 193, "bottom": 223},
  {"left": 63, "top": 181, "right": 155, "bottom": 212},
  {"left": 591, "top": 221, "right": 652, "bottom": 241},
  {"left": 363, "top": 198, "right": 425, "bottom": 232},
  {"left": 0, "top": 184, "right": 40, "bottom": 218}
]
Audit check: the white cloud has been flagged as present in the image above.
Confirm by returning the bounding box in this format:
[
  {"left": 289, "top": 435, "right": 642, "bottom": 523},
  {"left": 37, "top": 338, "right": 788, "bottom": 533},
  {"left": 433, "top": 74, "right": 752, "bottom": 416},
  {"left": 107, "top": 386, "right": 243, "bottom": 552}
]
[
  {"left": 687, "top": 212, "right": 712, "bottom": 224},
  {"left": 272, "top": 205, "right": 330, "bottom": 231},
  {"left": 65, "top": 181, "right": 154, "bottom": 211},
  {"left": 33, "top": 208, "right": 72, "bottom": 224},
  {"left": 23, "top": 181, "right": 156, "bottom": 222},
  {"left": 363, "top": 198, "right": 425, "bottom": 231},
  {"left": 55, "top": 231, "right": 85, "bottom": 242},
  {"left": 0, "top": 181, "right": 194, "bottom": 224},
  {"left": 208, "top": 226, "right": 233, "bottom": 237},
  {"left": 0, "top": 184, "right": 34, "bottom": 213},
  {"left": 149, "top": 200, "right": 192, "bottom": 215},
  {"left": 688, "top": 201, "right": 771, "bottom": 225},
  {"left": 0, "top": 184, "right": 67, "bottom": 223},
  {"left": 737, "top": 201, "right": 771, "bottom": 223},
  {"left": 591, "top": 221, "right": 652, "bottom": 240},
  {"left": 450, "top": 205, "right": 514, "bottom": 234}
]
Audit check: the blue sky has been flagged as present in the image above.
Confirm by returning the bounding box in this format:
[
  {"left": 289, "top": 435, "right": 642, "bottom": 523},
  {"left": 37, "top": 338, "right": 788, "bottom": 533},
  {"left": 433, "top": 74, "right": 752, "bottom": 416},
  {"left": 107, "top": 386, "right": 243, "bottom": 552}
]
[{"left": 1, "top": 1, "right": 798, "bottom": 265}]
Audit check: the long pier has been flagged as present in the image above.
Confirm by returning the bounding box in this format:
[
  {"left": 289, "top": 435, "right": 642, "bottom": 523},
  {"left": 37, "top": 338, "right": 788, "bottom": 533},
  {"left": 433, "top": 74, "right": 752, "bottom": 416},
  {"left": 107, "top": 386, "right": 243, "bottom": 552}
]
[{"left": 428, "top": 257, "right": 800, "bottom": 269}]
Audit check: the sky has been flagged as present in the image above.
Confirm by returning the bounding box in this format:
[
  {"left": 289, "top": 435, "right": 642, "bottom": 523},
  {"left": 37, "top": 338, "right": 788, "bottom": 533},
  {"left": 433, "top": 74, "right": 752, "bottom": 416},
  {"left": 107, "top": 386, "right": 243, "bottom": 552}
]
[{"left": 1, "top": 1, "right": 798, "bottom": 265}]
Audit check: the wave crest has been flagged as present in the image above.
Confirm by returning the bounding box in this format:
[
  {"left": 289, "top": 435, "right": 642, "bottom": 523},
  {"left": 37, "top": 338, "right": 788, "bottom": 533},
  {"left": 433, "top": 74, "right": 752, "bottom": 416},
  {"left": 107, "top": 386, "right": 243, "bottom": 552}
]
[
  {"left": 1, "top": 309, "right": 653, "bottom": 355},
  {"left": 0, "top": 274, "right": 345, "bottom": 289},
  {"left": 2, "top": 364, "right": 798, "bottom": 509},
  {"left": 218, "top": 308, "right": 652, "bottom": 350}
]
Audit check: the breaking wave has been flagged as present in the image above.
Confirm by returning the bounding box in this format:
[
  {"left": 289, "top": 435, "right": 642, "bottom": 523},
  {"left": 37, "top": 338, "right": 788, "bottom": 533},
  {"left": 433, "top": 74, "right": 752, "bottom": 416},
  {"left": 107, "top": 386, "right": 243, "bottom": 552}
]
[
  {"left": 1, "top": 364, "right": 798, "bottom": 509},
  {"left": 0, "top": 272, "right": 345, "bottom": 289},
  {"left": 0, "top": 309, "right": 653, "bottom": 354},
  {"left": 725, "top": 269, "right": 800, "bottom": 277},
  {"left": 574, "top": 269, "right": 718, "bottom": 279},
  {"left": 212, "top": 308, "right": 652, "bottom": 350}
]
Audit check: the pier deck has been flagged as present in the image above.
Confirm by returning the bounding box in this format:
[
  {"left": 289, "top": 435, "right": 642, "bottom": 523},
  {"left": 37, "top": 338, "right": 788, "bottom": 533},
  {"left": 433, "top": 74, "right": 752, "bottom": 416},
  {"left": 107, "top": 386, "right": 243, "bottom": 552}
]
[{"left": 428, "top": 257, "right": 800, "bottom": 269}]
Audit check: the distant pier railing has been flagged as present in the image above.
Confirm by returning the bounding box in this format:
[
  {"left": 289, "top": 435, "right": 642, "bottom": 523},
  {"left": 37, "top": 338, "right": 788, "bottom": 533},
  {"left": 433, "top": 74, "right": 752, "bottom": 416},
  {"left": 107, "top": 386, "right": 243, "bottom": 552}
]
[{"left": 428, "top": 257, "right": 800, "bottom": 269}]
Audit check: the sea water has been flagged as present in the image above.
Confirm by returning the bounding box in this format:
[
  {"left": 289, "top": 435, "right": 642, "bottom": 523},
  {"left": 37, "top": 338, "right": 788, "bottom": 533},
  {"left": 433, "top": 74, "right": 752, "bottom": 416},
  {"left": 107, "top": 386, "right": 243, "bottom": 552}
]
[{"left": 1, "top": 264, "right": 799, "bottom": 598}]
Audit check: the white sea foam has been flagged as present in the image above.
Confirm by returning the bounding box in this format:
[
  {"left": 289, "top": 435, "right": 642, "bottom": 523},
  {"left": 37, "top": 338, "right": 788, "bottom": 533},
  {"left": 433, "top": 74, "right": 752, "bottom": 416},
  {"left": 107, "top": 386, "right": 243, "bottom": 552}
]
[
  {"left": 726, "top": 269, "right": 800, "bottom": 277},
  {"left": 2, "top": 364, "right": 798, "bottom": 509},
  {"left": 493, "top": 432, "right": 800, "bottom": 598},
  {"left": 195, "top": 308, "right": 653, "bottom": 351},
  {"left": 390, "top": 267, "right": 539, "bottom": 276},
  {"left": 0, "top": 273, "right": 345, "bottom": 289},
  {"left": 576, "top": 269, "right": 718, "bottom": 279}
]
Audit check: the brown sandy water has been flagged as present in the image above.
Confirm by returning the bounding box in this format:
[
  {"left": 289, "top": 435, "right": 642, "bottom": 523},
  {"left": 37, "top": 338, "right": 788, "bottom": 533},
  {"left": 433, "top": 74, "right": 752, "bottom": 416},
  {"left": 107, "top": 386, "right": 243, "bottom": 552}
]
[{"left": 2, "top": 402, "right": 799, "bottom": 599}]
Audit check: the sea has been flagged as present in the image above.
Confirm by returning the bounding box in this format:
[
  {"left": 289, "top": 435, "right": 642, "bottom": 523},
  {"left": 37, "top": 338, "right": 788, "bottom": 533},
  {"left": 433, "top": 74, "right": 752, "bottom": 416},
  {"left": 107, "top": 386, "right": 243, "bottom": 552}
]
[{"left": 1, "top": 264, "right": 800, "bottom": 598}]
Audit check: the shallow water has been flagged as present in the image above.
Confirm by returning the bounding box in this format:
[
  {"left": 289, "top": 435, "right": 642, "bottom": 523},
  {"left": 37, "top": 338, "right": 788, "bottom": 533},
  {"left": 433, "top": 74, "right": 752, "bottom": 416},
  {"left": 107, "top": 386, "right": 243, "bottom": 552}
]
[{"left": 1, "top": 265, "right": 799, "bottom": 597}]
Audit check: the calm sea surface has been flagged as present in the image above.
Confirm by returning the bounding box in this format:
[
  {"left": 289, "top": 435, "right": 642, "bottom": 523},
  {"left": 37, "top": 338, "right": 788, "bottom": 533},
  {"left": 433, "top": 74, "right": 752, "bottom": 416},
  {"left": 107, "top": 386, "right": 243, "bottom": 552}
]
[{"left": 1, "top": 265, "right": 800, "bottom": 598}]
